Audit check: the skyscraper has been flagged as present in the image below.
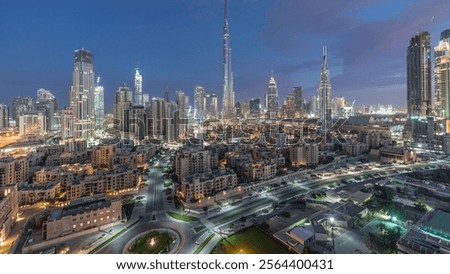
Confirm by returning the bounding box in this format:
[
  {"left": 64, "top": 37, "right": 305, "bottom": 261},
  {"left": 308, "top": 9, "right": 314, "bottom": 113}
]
[
  {"left": 70, "top": 49, "right": 95, "bottom": 139},
  {"left": 318, "top": 47, "right": 332, "bottom": 133},
  {"left": 292, "top": 87, "right": 304, "bottom": 114},
  {"left": 93, "top": 77, "right": 105, "bottom": 129},
  {"left": 435, "top": 30, "right": 450, "bottom": 119},
  {"left": 407, "top": 32, "right": 431, "bottom": 117},
  {"left": 164, "top": 86, "right": 170, "bottom": 102},
  {"left": 12, "top": 96, "right": 34, "bottom": 123},
  {"left": 0, "top": 103, "right": 9, "bottom": 129},
  {"left": 134, "top": 67, "right": 143, "bottom": 106},
  {"left": 222, "top": 0, "right": 235, "bottom": 119},
  {"left": 249, "top": 98, "right": 261, "bottom": 117},
  {"left": 209, "top": 93, "right": 218, "bottom": 119},
  {"left": 36, "top": 88, "right": 57, "bottom": 132},
  {"left": 194, "top": 86, "right": 207, "bottom": 120},
  {"left": 113, "top": 85, "right": 132, "bottom": 133},
  {"left": 265, "top": 75, "right": 279, "bottom": 118}
]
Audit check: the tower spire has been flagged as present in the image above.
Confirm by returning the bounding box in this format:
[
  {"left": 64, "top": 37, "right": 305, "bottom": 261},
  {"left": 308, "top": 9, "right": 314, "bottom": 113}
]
[{"left": 222, "top": 0, "right": 235, "bottom": 119}]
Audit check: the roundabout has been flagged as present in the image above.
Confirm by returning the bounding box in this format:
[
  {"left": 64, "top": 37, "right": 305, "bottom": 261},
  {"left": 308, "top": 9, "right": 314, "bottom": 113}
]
[{"left": 124, "top": 228, "right": 179, "bottom": 254}]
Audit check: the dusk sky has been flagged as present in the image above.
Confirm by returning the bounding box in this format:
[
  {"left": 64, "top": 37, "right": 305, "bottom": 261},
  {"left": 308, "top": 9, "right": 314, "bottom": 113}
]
[{"left": 1, "top": 0, "right": 450, "bottom": 111}]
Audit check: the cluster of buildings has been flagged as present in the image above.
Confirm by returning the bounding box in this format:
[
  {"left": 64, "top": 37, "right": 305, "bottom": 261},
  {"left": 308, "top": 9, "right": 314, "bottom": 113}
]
[
  {"left": 405, "top": 30, "right": 450, "bottom": 152},
  {"left": 0, "top": 139, "right": 160, "bottom": 244},
  {"left": 175, "top": 141, "right": 319, "bottom": 203}
]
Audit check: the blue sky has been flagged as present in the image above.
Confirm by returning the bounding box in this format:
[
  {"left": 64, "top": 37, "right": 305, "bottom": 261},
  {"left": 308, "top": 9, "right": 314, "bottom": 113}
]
[{"left": 1, "top": 0, "right": 450, "bottom": 111}]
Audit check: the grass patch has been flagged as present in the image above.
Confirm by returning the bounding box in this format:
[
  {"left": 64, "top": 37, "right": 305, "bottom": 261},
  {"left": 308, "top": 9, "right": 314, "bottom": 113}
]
[
  {"left": 167, "top": 211, "right": 199, "bottom": 222},
  {"left": 194, "top": 233, "right": 215, "bottom": 254},
  {"left": 194, "top": 225, "right": 206, "bottom": 232},
  {"left": 128, "top": 231, "right": 175, "bottom": 254},
  {"left": 211, "top": 226, "right": 290, "bottom": 254}
]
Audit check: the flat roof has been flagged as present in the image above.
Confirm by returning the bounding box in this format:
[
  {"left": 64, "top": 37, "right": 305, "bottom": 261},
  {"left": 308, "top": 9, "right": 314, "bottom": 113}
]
[{"left": 424, "top": 210, "right": 450, "bottom": 237}]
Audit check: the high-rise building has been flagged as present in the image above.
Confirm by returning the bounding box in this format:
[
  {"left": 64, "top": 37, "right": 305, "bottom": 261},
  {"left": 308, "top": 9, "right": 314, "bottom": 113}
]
[
  {"left": 292, "top": 87, "right": 304, "bottom": 114},
  {"left": 194, "top": 86, "right": 207, "bottom": 121},
  {"left": 0, "top": 103, "right": 9, "bottom": 129},
  {"left": 175, "top": 90, "right": 188, "bottom": 140},
  {"left": 222, "top": 0, "right": 235, "bottom": 119},
  {"left": 12, "top": 96, "right": 33, "bottom": 123},
  {"left": 164, "top": 86, "right": 170, "bottom": 102},
  {"left": 148, "top": 98, "right": 172, "bottom": 141},
  {"left": 61, "top": 107, "right": 74, "bottom": 140},
  {"left": 407, "top": 32, "right": 431, "bottom": 117},
  {"left": 435, "top": 30, "right": 450, "bottom": 119},
  {"left": 18, "top": 111, "right": 46, "bottom": 136},
  {"left": 93, "top": 77, "right": 105, "bottom": 129},
  {"left": 249, "top": 98, "right": 261, "bottom": 117},
  {"left": 284, "top": 93, "right": 296, "bottom": 118},
  {"left": 36, "top": 88, "right": 57, "bottom": 132},
  {"left": 69, "top": 49, "right": 95, "bottom": 139},
  {"left": 318, "top": 47, "right": 332, "bottom": 133},
  {"left": 209, "top": 93, "right": 218, "bottom": 119},
  {"left": 113, "top": 85, "right": 133, "bottom": 133},
  {"left": 134, "top": 67, "right": 143, "bottom": 106},
  {"left": 265, "top": 75, "right": 279, "bottom": 118}
]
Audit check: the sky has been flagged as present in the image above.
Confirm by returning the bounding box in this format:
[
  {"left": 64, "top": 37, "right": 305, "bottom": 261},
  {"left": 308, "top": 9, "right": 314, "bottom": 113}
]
[{"left": 1, "top": 0, "right": 450, "bottom": 111}]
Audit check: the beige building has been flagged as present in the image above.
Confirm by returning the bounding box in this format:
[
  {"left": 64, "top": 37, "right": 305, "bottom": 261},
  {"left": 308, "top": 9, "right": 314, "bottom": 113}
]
[
  {"left": 342, "top": 142, "right": 369, "bottom": 156},
  {"left": 290, "top": 143, "right": 319, "bottom": 167},
  {"left": 239, "top": 161, "right": 277, "bottom": 182},
  {"left": 91, "top": 144, "right": 118, "bottom": 168},
  {"left": 34, "top": 164, "right": 89, "bottom": 190},
  {"left": 0, "top": 156, "right": 29, "bottom": 185},
  {"left": 67, "top": 164, "right": 139, "bottom": 200},
  {"left": 181, "top": 168, "right": 237, "bottom": 202},
  {"left": 43, "top": 194, "right": 122, "bottom": 241},
  {"left": 19, "top": 182, "right": 61, "bottom": 206},
  {"left": 18, "top": 111, "right": 46, "bottom": 136},
  {"left": 175, "top": 148, "right": 211, "bottom": 181},
  {"left": 0, "top": 184, "right": 18, "bottom": 245}
]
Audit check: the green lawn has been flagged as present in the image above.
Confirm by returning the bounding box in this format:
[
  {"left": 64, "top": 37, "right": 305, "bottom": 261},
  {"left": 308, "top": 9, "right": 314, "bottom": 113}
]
[
  {"left": 128, "top": 231, "right": 174, "bottom": 254},
  {"left": 167, "top": 211, "right": 199, "bottom": 222},
  {"left": 211, "top": 226, "right": 290, "bottom": 254}
]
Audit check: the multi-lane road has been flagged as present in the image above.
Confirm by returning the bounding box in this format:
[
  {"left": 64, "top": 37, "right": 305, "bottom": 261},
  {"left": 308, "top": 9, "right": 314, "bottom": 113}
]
[{"left": 95, "top": 154, "right": 448, "bottom": 254}]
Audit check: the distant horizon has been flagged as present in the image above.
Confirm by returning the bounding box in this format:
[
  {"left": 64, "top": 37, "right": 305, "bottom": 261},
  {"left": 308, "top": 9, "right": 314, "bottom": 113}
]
[{"left": 1, "top": 0, "right": 450, "bottom": 111}]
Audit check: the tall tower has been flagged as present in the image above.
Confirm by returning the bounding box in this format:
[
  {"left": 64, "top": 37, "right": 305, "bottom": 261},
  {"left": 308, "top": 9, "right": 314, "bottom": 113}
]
[
  {"left": 70, "top": 49, "right": 95, "bottom": 139},
  {"left": 222, "top": 0, "right": 235, "bottom": 119},
  {"left": 194, "top": 86, "right": 207, "bottom": 120},
  {"left": 265, "top": 75, "right": 279, "bottom": 118},
  {"left": 93, "top": 77, "right": 105, "bottom": 129},
  {"left": 134, "top": 66, "right": 143, "bottom": 106},
  {"left": 407, "top": 32, "right": 431, "bottom": 117},
  {"left": 435, "top": 30, "right": 450, "bottom": 119},
  {"left": 318, "top": 46, "right": 332, "bottom": 135}
]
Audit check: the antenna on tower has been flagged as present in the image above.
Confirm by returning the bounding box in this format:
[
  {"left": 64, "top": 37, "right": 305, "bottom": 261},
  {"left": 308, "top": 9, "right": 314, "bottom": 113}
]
[{"left": 96, "top": 76, "right": 100, "bottom": 86}]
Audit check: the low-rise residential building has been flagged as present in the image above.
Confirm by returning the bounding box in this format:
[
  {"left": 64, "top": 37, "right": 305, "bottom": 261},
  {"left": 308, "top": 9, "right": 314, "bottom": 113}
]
[
  {"left": 67, "top": 164, "right": 139, "bottom": 200},
  {"left": 377, "top": 147, "right": 416, "bottom": 163},
  {"left": 289, "top": 143, "right": 319, "bottom": 167},
  {"left": 0, "top": 156, "right": 29, "bottom": 185},
  {"left": 239, "top": 161, "right": 277, "bottom": 182},
  {"left": 175, "top": 148, "right": 212, "bottom": 181},
  {"left": 19, "top": 182, "right": 61, "bottom": 206},
  {"left": 342, "top": 142, "right": 368, "bottom": 156},
  {"left": 43, "top": 194, "right": 122, "bottom": 241},
  {"left": 181, "top": 168, "right": 237, "bottom": 202},
  {"left": 0, "top": 184, "right": 18, "bottom": 245}
]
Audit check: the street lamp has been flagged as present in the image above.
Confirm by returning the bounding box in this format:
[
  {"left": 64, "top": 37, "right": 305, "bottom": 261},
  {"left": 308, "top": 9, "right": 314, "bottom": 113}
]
[{"left": 330, "top": 217, "right": 335, "bottom": 254}]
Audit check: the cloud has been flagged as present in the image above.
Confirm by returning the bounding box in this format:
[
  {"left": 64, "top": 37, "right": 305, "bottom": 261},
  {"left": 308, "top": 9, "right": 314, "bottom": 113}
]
[{"left": 258, "top": 0, "right": 450, "bottom": 106}]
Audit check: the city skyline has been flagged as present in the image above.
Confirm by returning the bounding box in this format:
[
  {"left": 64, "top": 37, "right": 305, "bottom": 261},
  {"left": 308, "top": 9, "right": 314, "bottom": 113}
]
[{"left": 1, "top": 1, "right": 450, "bottom": 111}]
